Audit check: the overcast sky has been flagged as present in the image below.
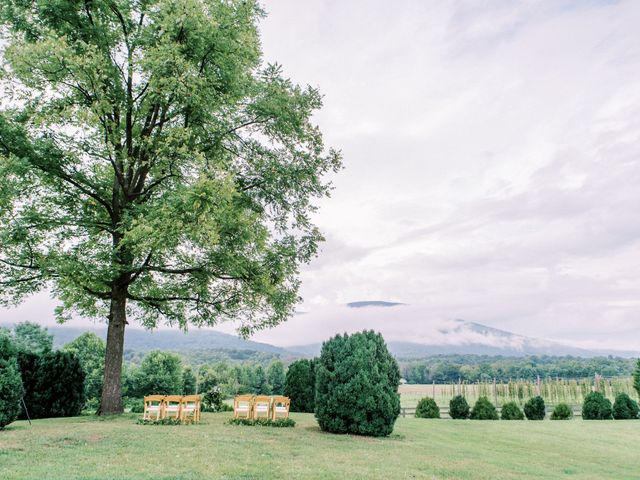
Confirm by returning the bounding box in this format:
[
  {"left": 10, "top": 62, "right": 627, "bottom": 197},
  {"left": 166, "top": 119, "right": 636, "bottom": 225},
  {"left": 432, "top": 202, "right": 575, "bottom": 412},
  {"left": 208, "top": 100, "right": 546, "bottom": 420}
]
[{"left": 3, "top": 1, "right": 640, "bottom": 350}]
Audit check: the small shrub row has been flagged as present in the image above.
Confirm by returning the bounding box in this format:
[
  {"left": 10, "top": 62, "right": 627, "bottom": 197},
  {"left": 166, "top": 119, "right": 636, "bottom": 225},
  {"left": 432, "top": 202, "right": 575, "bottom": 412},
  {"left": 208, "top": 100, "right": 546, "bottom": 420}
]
[
  {"left": 447, "top": 395, "right": 542, "bottom": 420},
  {"left": 612, "top": 393, "right": 639, "bottom": 420},
  {"left": 415, "top": 397, "right": 440, "bottom": 419},
  {"left": 582, "top": 392, "right": 612, "bottom": 420},
  {"left": 500, "top": 402, "right": 524, "bottom": 420},
  {"left": 136, "top": 418, "right": 184, "bottom": 426},
  {"left": 430, "top": 393, "right": 638, "bottom": 421},
  {"left": 470, "top": 396, "right": 499, "bottom": 420},
  {"left": 449, "top": 395, "right": 470, "bottom": 419},
  {"left": 228, "top": 418, "right": 296, "bottom": 428},
  {"left": 551, "top": 403, "right": 573, "bottom": 420}
]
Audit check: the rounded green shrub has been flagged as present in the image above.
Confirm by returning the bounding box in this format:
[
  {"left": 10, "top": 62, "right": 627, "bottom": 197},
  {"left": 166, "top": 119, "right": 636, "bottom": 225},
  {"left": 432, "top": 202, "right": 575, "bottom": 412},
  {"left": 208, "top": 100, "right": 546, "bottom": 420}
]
[
  {"left": 284, "top": 359, "right": 316, "bottom": 413},
  {"left": 582, "top": 391, "right": 613, "bottom": 420},
  {"left": 415, "top": 397, "right": 440, "bottom": 419},
  {"left": 524, "top": 396, "right": 546, "bottom": 420},
  {"left": 315, "top": 331, "right": 401, "bottom": 437},
  {"left": 612, "top": 392, "right": 639, "bottom": 420},
  {"left": 449, "top": 395, "right": 470, "bottom": 419},
  {"left": 470, "top": 396, "right": 498, "bottom": 420},
  {"left": 500, "top": 401, "right": 524, "bottom": 420},
  {"left": 551, "top": 403, "right": 573, "bottom": 420}
]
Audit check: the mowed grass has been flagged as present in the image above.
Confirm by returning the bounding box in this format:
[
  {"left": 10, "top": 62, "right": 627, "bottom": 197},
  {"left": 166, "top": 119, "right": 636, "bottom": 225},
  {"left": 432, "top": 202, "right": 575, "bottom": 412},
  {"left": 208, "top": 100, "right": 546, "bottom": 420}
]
[{"left": 1, "top": 413, "right": 639, "bottom": 480}]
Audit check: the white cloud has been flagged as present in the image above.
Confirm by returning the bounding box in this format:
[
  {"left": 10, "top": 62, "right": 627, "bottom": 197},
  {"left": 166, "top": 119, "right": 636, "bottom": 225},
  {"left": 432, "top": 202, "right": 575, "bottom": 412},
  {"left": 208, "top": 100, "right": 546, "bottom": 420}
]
[{"left": 3, "top": 1, "right": 640, "bottom": 351}]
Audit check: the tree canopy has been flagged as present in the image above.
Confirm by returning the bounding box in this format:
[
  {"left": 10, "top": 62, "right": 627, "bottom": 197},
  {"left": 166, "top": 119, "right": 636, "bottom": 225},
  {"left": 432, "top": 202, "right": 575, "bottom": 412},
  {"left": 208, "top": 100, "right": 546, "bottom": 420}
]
[
  {"left": 12, "top": 322, "right": 54, "bottom": 354},
  {"left": 0, "top": 0, "right": 340, "bottom": 413}
]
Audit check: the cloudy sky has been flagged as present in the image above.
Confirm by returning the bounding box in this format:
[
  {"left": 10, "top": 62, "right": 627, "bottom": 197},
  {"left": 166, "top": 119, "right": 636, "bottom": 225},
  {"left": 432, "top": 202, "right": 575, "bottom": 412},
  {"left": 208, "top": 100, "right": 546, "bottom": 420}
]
[{"left": 3, "top": 1, "right": 640, "bottom": 350}]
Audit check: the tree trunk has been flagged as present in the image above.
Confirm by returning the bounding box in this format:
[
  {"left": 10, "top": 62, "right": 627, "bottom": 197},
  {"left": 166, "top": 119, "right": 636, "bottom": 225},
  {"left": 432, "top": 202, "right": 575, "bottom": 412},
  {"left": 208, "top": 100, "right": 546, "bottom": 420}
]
[{"left": 99, "top": 290, "right": 127, "bottom": 415}]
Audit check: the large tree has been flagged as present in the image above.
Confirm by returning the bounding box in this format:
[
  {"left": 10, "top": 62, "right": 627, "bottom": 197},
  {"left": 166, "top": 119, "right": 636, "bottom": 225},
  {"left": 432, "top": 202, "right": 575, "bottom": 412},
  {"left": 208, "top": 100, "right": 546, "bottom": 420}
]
[{"left": 0, "top": 0, "right": 341, "bottom": 414}]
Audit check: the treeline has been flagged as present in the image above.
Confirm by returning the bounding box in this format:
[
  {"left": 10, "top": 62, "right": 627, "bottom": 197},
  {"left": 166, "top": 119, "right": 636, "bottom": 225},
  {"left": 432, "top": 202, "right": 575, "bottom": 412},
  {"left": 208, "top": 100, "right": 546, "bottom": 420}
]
[
  {"left": 0, "top": 323, "right": 290, "bottom": 419},
  {"left": 123, "top": 347, "right": 283, "bottom": 366},
  {"left": 401, "top": 354, "right": 637, "bottom": 383}
]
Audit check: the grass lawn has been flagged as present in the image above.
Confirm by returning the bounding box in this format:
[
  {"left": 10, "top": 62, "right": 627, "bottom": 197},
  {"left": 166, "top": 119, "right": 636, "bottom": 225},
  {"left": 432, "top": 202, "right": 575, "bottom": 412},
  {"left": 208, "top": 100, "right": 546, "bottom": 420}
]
[{"left": 1, "top": 413, "right": 638, "bottom": 479}]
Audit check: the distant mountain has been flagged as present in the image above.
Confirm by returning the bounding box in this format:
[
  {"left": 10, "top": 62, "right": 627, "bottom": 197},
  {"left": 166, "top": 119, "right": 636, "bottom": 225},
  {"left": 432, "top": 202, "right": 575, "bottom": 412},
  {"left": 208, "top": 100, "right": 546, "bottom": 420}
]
[
  {"left": 30, "top": 325, "right": 300, "bottom": 358},
  {"left": 288, "top": 319, "right": 640, "bottom": 358},
  {"left": 4, "top": 316, "right": 638, "bottom": 361},
  {"left": 347, "top": 301, "right": 405, "bottom": 308}
]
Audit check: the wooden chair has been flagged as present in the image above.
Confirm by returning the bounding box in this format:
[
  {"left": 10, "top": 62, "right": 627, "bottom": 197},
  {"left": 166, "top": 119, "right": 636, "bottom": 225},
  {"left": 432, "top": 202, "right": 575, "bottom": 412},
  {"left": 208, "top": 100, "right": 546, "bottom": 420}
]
[
  {"left": 180, "top": 395, "right": 202, "bottom": 423},
  {"left": 271, "top": 396, "right": 290, "bottom": 421},
  {"left": 143, "top": 395, "right": 165, "bottom": 421},
  {"left": 253, "top": 395, "right": 271, "bottom": 420},
  {"left": 163, "top": 395, "right": 183, "bottom": 420},
  {"left": 233, "top": 395, "right": 254, "bottom": 419}
]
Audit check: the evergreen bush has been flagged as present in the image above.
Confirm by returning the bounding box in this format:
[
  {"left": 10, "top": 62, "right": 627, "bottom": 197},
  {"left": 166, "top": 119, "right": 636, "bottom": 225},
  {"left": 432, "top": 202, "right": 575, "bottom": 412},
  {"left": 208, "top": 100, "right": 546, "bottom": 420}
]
[
  {"left": 500, "top": 401, "right": 524, "bottom": 420},
  {"left": 550, "top": 403, "right": 573, "bottom": 420},
  {"left": 449, "top": 395, "right": 470, "bottom": 419},
  {"left": 582, "top": 391, "right": 613, "bottom": 420},
  {"left": 19, "top": 350, "right": 85, "bottom": 419},
  {"left": 524, "top": 396, "right": 546, "bottom": 420},
  {"left": 315, "top": 331, "right": 401, "bottom": 437},
  {"left": 284, "top": 359, "right": 316, "bottom": 413},
  {"left": 38, "top": 351, "right": 85, "bottom": 418},
  {"left": 470, "top": 396, "right": 498, "bottom": 420},
  {"left": 0, "top": 336, "right": 23, "bottom": 429},
  {"left": 612, "top": 392, "right": 639, "bottom": 420},
  {"left": 415, "top": 397, "right": 440, "bottom": 419}
]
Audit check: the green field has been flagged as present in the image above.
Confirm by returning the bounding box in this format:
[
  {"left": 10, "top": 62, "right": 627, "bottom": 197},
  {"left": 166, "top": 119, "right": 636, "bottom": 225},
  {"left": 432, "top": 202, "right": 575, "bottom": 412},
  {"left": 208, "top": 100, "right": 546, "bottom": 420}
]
[{"left": 1, "top": 413, "right": 639, "bottom": 479}]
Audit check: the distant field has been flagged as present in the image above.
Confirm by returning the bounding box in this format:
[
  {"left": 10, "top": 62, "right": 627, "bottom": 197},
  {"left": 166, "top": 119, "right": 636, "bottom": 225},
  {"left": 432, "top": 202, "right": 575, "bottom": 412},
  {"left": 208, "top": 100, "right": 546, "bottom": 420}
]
[
  {"left": 2, "top": 413, "right": 640, "bottom": 479},
  {"left": 399, "top": 379, "right": 638, "bottom": 409}
]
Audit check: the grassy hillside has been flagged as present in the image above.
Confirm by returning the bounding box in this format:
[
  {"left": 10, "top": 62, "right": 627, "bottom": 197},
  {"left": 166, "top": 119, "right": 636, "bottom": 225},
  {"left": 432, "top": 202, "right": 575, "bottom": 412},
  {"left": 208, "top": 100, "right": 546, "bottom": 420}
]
[{"left": 1, "top": 413, "right": 639, "bottom": 479}]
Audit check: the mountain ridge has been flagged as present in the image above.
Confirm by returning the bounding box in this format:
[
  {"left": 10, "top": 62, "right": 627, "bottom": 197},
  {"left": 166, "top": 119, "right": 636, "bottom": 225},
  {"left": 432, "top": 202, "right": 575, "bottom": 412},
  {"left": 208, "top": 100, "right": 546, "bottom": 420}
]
[{"left": 3, "top": 317, "right": 637, "bottom": 359}]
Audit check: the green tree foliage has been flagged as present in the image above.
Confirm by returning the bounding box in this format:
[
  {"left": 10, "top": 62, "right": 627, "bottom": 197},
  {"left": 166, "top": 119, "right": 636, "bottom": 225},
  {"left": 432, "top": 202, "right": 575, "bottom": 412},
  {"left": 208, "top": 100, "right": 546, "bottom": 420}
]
[
  {"left": 0, "top": 335, "right": 23, "bottom": 429},
  {"left": 267, "top": 361, "right": 285, "bottom": 395},
  {"left": 470, "top": 396, "right": 498, "bottom": 420},
  {"left": 130, "top": 351, "right": 182, "bottom": 397},
  {"left": 582, "top": 391, "right": 613, "bottom": 420},
  {"left": 612, "top": 392, "right": 639, "bottom": 420},
  {"left": 524, "top": 396, "right": 546, "bottom": 420},
  {"left": 500, "top": 401, "right": 524, "bottom": 420},
  {"left": 19, "top": 350, "right": 85, "bottom": 419},
  {"left": 402, "top": 355, "right": 637, "bottom": 383},
  {"left": 415, "top": 397, "right": 440, "bottom": 419},
  {"left": 197, "top": 365, "right": 225, "bottom": 412},
  {"left": 252, "top": 365, "right": 270, "bottom": 395},
  {"left": 0, "top": 334, "right": 17, "bottom": 362},
  {"left": 284, "top": 359, "right": 315, "bottom": 413},
  {"left": 550, "top": 403, "right": 573, "bottom": 420},
  {"left": 181, "top": 366, "right": 197, "bottom": 396},
  {"left": 633, "top": 359, "right": 640, "bottom": 398},
  {"left": 64, "top": 332, "right": 105, "bottom": 408},
  {"left": 449, "top": 395, "right": 470, "bottom": 419},
  {"left": 12, "top": 322, "right": 53, "bottom": 354},
  {"left": 0, "top": 0, "right": 341, "bottom": 414},
  {"left": 315, "top": 331, "right": 401, "bottom": 437}
]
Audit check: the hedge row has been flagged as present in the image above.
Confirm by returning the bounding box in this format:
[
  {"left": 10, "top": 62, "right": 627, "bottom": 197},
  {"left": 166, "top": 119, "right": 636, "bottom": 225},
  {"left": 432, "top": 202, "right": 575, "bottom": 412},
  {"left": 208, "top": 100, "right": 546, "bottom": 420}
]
[{"left": 413, "top": 393, "right": 639, "bottom": 420}]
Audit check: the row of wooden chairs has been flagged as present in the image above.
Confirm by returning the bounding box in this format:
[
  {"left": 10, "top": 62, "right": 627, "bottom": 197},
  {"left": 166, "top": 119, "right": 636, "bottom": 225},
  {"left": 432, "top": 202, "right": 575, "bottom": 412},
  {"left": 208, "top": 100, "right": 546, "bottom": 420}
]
[
  {"left": 233, "top": 395, "right": 291, "bottom": 421},
  {"left": 143, "top": 395, "right": 202, "bottom": 423}
]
